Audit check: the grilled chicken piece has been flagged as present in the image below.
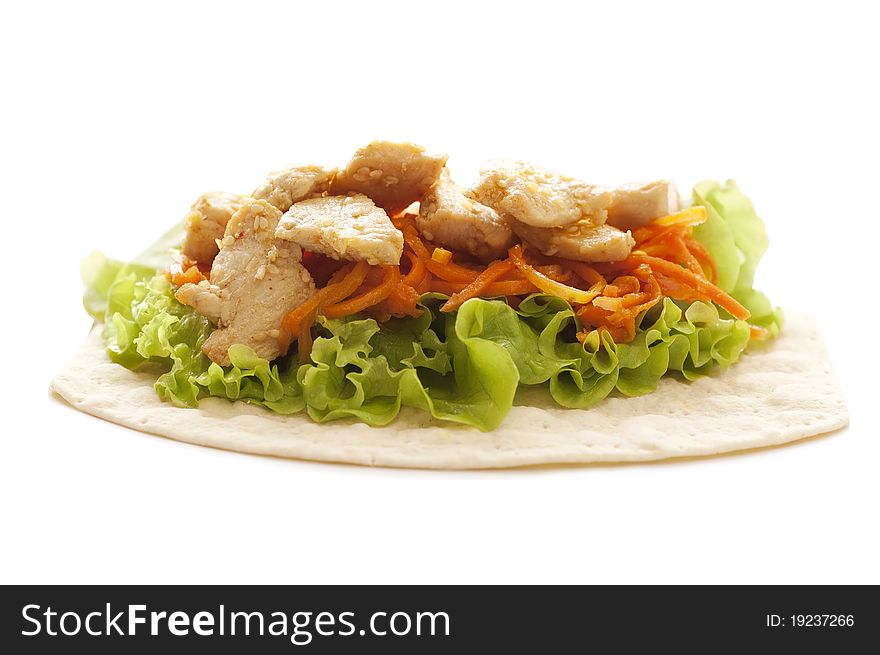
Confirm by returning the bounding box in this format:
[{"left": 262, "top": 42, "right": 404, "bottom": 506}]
[
  {"left": 275, "top": 194, "right": 403, "bottom": 265},
  {"left": 174, "top": 279, "right": 223, "bottom": 324},
  {"left": 252, "top": 164, "right": 336, "bottom": 212},
  {"left": 468, "top": 161, "right": 612, "bottom": 229},
  {"left": 606, "top": 180, "right": 680, "bottom": 230},
  {"left": 417, "top": 171, "right": 515, "bottom": 261},
  {"left": 175, "top": 200, "right": 315, "bottom": 366},
  {"left": 181, "top": 191, "right": 248, "bottom": 265},
  {"left": 331, "top": 141, "right": 447, "bottom": 215},
  {"left": 513, "top": 222, "right": 635, "bottom": 263}
]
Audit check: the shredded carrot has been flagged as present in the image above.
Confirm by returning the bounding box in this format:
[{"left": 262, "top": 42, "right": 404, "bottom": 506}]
[
  {"left": 297, "top": 309, "right": 316, "bottom": 364},
  {"left": 627, "top": 254, "right": 750, "bottom": 320},
  {"left": 322, "top": 265, "right": 399, "bottom": 318},
  {"left": 429, "top": 279, "right": 539, "bottom": 297},
  {"left": 568, "top": 262, "right": 606, "bottom": 291},
  {"left": 640, "top": 231, "right": 705, "bottom": 276},
  {"left": 280, "top": 261, "right": 370, "bottom": 348},
  {"left": 750, "top": 325, "right": 769, "bottom": 340},
  {"left": 509, "top": 245, "right": 602, "bottom": 305},
  {"left": 399, "top": 222, "right": 431, "bottom": 259},
  {"left": 402, "top": 252, "right": 426, "bottom": 287},
  {"left": 576, "top": 266, "right": 662, "bottom": 343},
  {"left": 377, "top": 281, "right": 423, "bottom": 318},
  {"left": 167, "top": 265, "right": 207, "bottom": 287},
  {"left": 167, "top": 254, "right": 208, "bottom": 287},
  {"left": 423, "top": 258, "right": 480, "bottom": 283},
  {"left": 275, "top": 201, "right": 751, "bottom": 357},
  {"left": 415, "top": 271, "right": 434, "bottom": 295},
  {"left": 653, "top": 206, "right": 707, "bottom": 227},
  {"left": 442, "top": 259, "right": 515, "bottom": 312},
  {"left": 684, "top": 238, "right": 717, "bottom": 283},
  {"left": 302, "top": 252, "right": 346, "bottom": 287}
]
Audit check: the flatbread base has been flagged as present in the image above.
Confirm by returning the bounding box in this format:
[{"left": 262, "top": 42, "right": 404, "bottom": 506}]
[{"left": 50, "top": 313, "right": 848, "bottom": 469}]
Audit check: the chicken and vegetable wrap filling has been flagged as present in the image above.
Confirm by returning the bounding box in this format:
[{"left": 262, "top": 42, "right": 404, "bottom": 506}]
[{"left": 82, "top": 142, "right": 782, "bottom": 431}]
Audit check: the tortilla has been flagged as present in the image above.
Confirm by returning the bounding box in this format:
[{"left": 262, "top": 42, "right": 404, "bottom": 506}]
[{"left": 50, "top": 312, "right": 847, "bottom": 469}]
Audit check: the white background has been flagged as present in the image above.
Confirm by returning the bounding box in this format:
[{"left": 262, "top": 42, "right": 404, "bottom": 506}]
[{"left": 1, "top": 1, "right": 877, "bottom": 584}]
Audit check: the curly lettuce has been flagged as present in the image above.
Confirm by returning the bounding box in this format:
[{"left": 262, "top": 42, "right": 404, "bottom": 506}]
[
  {"left": 92, "top": 272, "right": 751, "bottom": 430},
  {"left": 83, "top": 182, "right": 778, "bottom": 431},
  {"left": 98, "top": 273, "right": 303, "bottom": 413},
  {"left": 692, "top": 180, "right": 783, "bottom": 336}
]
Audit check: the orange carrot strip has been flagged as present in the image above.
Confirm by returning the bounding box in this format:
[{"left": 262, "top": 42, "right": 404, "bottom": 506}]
[
  {"left": 509, "top": 245, "right": 600, "bottom": 305},
  {"left": 568, "top": 261, "right": 606, "bottom": 287},
  {"left": 297, "top": 310, "right": 316, "bottom": 364},
  {"left": 321, "top": 265, "right": 398, "bottom": 318},
  {"left": 423, "top": 258, "right": 480, "bottom": 283},
  {"left": 380, "top": 279, "right": 422, "bottom": 318},
  {"left": 685, "top": 238, "right": 718, "bottom": 284},
  {"left": 402, "top": 252, "right": 426, "bottom": 287},
  {"left": 400, "top": 223, "right": 431, "bottom": 259},
  {"left": 167, "top": 253, "right": 208, "bottom": 287},
  {"left": 428, "top": 279, "right": 538, "bottom": 297},
  {"left": 416, "top": 271, "right": 433, "bottom": 294},
  {"left": 653, "top": 206, "right": 707, "bottom": 227},
  {"left": 442, "top": 259, "right": 514, "bottom": 312},
  {"left": 424, "top": 280, "right": 464, "bottom": 295},
  {"left": 482, "top": 280, "right": 539, "bottom": 295},
  {"left": 627, "top": 254, "right": 750, "bottom": 320},
  {"left": 321, "top": 262, "right": 370, "bottom": 304},
  {"left": 642, "top": 235, "right": 704, "bottom": 276},
  {"left": 280, "top": 261, "right": 369, "bottom": 346},
  {"left": 168, "top": 265, "right": 207, "bottom": 287}
]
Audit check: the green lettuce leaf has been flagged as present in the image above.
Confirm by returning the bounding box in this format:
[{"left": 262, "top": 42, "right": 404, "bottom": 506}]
[
  {"left": 692, "top": 180, "right": 783, "bottom": 336},
  {"left": 80, "top": 219, "right": 185, "bottom": 321},
  {"left": 299, "top": 295, "right": 519, "bottom": 430},
  {"left": 100, "top": 273, "right": 303, "bottom": 412},
  {"left": 91, "top": 272, "right": 756, "bottom": 431}
]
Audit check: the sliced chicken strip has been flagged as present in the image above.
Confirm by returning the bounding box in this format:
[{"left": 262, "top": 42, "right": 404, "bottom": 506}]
[
  {"left": 174, "top": 280, "right": 222, "bottom": 324},
  {"left": 417, "top": 171, "right": 515, "bottom": 261},
  {"left": 512, "top": 222, "right": 635, "bottom": 263},
  {"left": 252, "top": 164, "right": 336, "bottom": 212},
  {"left": 331, "top": 141, "right": 447, "bottom": 215},
  {"left": 606, "top": 180, "right": 680, "bottom": 230},
  {"left": 276, "top": 194, "right": 403, "bottom": 265},
  {"left": 181, "top": 191, "right": 248, "bottom": 265},
  {"left": 175, "top": 199, "right": 315, "bottom": 366},
  {"left": 468, "top": 161, "right": 612, "bottom": 229}
]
